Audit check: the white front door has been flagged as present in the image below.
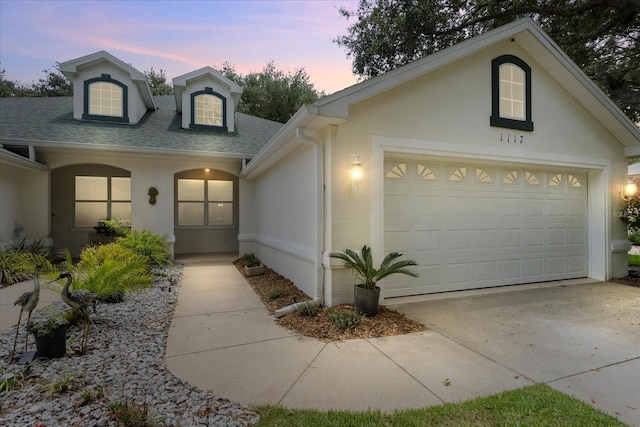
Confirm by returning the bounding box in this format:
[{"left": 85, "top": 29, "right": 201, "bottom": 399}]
[{"left": 384, "top": 158, "right": 588, "bottom": 297}]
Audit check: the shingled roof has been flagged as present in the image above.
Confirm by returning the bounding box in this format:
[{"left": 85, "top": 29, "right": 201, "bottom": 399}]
[{"left": 0, "top": 95, "right": 283, "bottom": 158}]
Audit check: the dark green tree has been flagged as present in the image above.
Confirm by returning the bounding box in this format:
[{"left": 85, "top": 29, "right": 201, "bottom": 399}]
[
  {"left": 32, "top": 64, "right": 73, "bottom": 96},
  {"left": 0, "top": 67, "right": 34, "bottom": 97},
  {"left": 145, "top": 67, "right": 173, "bottom": 95},
  {"left": 335, "top": 0, "right": 640, "bottom": 122},
  {"left": 217, "top": 61, "right": 324, "bottom": 123}
]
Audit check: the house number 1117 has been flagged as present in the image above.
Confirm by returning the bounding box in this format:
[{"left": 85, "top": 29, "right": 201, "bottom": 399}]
[{"left": 501, "top": 133, "right": 524, "bottom": 144}]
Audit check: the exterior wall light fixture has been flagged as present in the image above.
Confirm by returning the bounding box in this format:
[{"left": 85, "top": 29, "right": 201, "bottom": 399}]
[
  {"left": 350, "top": 154, "right": 363, "bottom": 191},
  {"left": 621, "top": 177, "right": 638, "bottom": 201}
]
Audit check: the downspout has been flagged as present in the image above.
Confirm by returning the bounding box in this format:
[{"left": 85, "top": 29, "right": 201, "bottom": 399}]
[{"left": 274, "top": 127, "right": 324, "bottom": 317}]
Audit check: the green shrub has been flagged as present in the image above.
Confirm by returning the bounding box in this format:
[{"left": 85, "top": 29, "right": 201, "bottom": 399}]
[
  {"left": 60, "top": 244, "right": 153, "bottom": 301},
  {"left": 298, "top": 301, "right": 319, "bottom": 317},
  {"left": 329, "top": 308, "right": 363, "bottom": 330},
  {"left": 0, "top": 250, "right": 51, "bottom": 286},
  {"left": 268, "top": 286, "right": 287, "bottom": 300},
  {"left": 0, "top": 250, "right": 30, "bottom": 286},
  {"left": 116, "top": 229, "right": 172, "bottom": 267},
  {"left": 629, "top": 231, "right": 640, "bottom": 245},
  {"left": 240, "top": 253, "right": 262, "bottom": 268}
]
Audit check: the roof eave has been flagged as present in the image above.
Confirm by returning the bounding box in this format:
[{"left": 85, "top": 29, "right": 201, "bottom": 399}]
[{"left": 240, "top": 105, "right": 345, "bottom": 179}]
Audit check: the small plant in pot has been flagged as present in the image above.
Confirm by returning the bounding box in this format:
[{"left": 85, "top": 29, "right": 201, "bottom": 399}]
[
  {"left": 329, "top": 245, "right": 419, "bottom": 317},
  {"left": 241, "top": 253, "right": 265, "bottom": 277},
  {"left": 28, "top": 306, "right": 69, "bottom": 359}
]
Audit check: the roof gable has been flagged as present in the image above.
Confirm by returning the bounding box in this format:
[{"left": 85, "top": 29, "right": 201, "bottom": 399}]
[
  {"left": 315, "top": 18, "right": 640, "bottom": 148},
  {"left": 172, "top": 67, "right": 243, "bottom": 113},
  {"left": 59, "top": 50, "right": 156, "bottom": 111}
]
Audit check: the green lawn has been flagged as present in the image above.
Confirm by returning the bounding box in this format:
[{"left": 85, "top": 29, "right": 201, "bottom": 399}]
[
  {"left": 255, "top": 384, "right": 628, "bottom": 426},
  {"left": 629, "top": 254, "right": 640, "bottom": 266}
]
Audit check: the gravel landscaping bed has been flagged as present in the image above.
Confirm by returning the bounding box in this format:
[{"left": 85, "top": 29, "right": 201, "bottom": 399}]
[{"left": 0, "top": 265, "right": 259, "bottom": 426}]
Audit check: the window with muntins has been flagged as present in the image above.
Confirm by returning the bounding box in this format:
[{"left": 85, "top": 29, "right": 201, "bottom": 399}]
[
  {"left": 74, "top": 176, "right": 131, "bottom": 227},
  {"left": 190, "top": 88, "right": 227, "bottom": 130},
  {"left": 490, "top": 55, "right": 533, "bottom": 131},
  {"left": 177, "top": 178, "right": 233, "bottom": 226},
  {"left": 83, "top": 74, "right": 129, "bottom": 122}
]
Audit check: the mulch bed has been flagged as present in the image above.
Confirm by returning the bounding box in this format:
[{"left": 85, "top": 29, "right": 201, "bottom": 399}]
[
  {"left": 611, "top": 275, "right": 640, "bottom": 288},
  {"left": 234, "top": 260, "right": 426, "bottom": 341}
]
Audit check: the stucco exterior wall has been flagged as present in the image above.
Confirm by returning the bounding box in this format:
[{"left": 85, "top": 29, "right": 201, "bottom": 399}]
[
  {"left": 71, "top": 63, "right": 148, "bottom": 123},
  {"left": 43, "top": 150, "right": 241, "bottom": 256},
  {"left": 180, "top": 76, "right": 236, "bottom": 132},
  {"left": 0, "top": 162, "right": 48, "bottom": 247},
  {"left": 324, "top": 39, "right": 629, "bottom": 304},
  {"left": 239, "top": 143, "right": 318, "bottom": 298}
]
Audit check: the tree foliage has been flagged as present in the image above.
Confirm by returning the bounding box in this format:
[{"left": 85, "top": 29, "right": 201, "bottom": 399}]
[
  {"left": 218, "top": 61, "right": 324, "bottom": 123},
  {"left": 335, "top": 0, "right": 640, "bottom": 122},
  {"left": 1, "top": 64, "right": 72, "bottom": 97},
  {"left": 144, "top": 67, "right": 173, "bottom": 95}
]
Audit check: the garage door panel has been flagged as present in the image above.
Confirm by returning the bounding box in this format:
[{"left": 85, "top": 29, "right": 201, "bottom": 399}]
[{"left": 384, "top": 159, "right": 588, "bottom": 297}]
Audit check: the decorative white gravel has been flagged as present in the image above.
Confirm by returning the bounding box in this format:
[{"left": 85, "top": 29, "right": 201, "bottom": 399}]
[{"left": 0, "top": 265, "right": 259, "bottom": 426}]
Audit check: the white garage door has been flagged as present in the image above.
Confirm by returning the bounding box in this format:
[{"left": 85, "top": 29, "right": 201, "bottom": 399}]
[{"left": 384, "top": 158, "right": 588, "bottom": 297}]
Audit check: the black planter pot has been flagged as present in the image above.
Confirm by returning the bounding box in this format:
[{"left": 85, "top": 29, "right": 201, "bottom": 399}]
[
  {"left": 34, "top": 325, "right": 67, "bottom": 359},
  {"left": 354, "top": 285, "right": 381, "bottom": 317}
]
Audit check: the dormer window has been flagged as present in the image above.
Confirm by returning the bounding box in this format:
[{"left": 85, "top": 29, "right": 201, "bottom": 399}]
[
  {"left": 190, "top": 88, "right": 227, "bottom": 131},
  {"left": 83, "top": 74, "right": 129, "bottom": 122},
  {"left": 490, "top": 55, "right": 533, "bottom": 131}
]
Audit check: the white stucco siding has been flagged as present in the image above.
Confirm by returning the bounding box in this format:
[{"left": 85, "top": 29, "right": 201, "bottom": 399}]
[
  {"left": 324, "top": 39, "right": 630, "bottom": 303},
  {"left": 240, "top": 143, "right": 318, "bottom": 298},
  {"left": 180, "top": 76, "right": 236, "bottom": 131},
  {"left": 71, "top": 63, "right": 148, "bottom": 123},
  {"left": 0, "top": 163, "right": 48, "bottom": 246},
  {"left": 42, "top": 151, "right": 241, "bottom": 256}
]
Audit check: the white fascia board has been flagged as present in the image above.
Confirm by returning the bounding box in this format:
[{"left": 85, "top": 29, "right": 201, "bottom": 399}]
[
  {"left": 172, "top": 67, "right": 243, "bottom": 94},
  {"left": 0, "top": 147, "right": 49, "bottom": 171},
  {"left": 240, "top": 104, "right": 346, "bottom": 179},
  {"left": 315, "top": 19, "right": 538, "bottom": 115},
  {"left": 239, "top": 105, "right": 316, "bottom": 179},
  {"left": 315, "top": 18, "right": 640, "bottom": 149},
  {"left": 517, "top": 26, "right": 640, "bottom": 147},
  {"left": 1, "top": 138, "right": 248, "bottom": 161}
]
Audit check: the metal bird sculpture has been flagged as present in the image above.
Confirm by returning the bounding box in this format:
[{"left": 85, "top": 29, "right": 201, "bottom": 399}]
[
  {"left": 49, "top": 272, "right": 97, "bottom": 353},
  {"left": 10, "top": 265, "right": 41, "bottom": 360}
]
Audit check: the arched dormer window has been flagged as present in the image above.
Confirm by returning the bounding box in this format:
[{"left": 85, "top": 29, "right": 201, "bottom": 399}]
[
  {"left": 490, "top": 55, "right": 533, "bottom": 131},
  {"left": 190, "top": 88, "right": 227, "bottom": 131},
  {"left": 83, "top": 74, "right": 129, "bottom": 122}
]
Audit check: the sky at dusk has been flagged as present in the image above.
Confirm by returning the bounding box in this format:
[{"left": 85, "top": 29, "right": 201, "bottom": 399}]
[{"left": 0, "top": 0, "right": 361, "bottom": 94}]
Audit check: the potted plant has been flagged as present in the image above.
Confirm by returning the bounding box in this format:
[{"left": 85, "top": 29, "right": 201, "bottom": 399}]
[
  {"left": 329, "top": 245, "right": 419, "bottom": 317},
  {"left": 28, "top": 306, "right": 68, "bottom": 359},
  {"left": 242, "top": 253, "right": 265, "bottom": 277}
]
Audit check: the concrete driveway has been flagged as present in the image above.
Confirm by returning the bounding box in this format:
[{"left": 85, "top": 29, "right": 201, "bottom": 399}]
[{"left": 390, "top": 281, "right": 640, "bottom": 426}]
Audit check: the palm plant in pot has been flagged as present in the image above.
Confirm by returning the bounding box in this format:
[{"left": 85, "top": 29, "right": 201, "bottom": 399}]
[{"left": 329, "top": 245, "right": 419, "bottom": 317}]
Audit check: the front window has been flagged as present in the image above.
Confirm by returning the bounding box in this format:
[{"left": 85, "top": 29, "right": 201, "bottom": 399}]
[
  {"left": 499, "top": 64, "right": 525, "bottom": 120},
  {"left": 89, "top": 82, "right": 123, "bottom": 117},
  {"left": 194, "top": 94, "right": 223, "bottom": 126},
  {"left": 83, "top": 74, "right": 129, "bottom": 122},
  {"left": 75, "top": 176, "right": 131, "bottom": 227},
  {"left": 177, "top": 178, "right": 233, "bottom": 226},
  {"left": 190, "top": 88, "right": 227, "bottom": 130},
  {"left": 490, "top": 55, "right": 533, "bottom": 131}
]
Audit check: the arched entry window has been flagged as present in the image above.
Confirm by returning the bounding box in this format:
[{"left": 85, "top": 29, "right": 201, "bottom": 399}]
[
  {"left": 83, "top": 74, "right": 129, "bottom": 122},
  {"left": 175, "top": 169, "right": 236, "bottom": 227}
]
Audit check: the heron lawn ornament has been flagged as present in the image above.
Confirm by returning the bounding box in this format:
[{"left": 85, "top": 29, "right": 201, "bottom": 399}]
[
  {"left": 10, "top": 265, "right": 42, "bottom": 360},
  {"left": 49, "top": 272, "right": 97, "bottom": 353}
]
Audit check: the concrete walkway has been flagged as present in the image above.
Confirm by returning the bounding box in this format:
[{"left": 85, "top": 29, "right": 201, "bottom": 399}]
[
  {"left": 166, "top": 255, "right": 640, "bottom": 426},
  {"left": 0, "top": 279, "right": 59, "bottom": 332}
]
